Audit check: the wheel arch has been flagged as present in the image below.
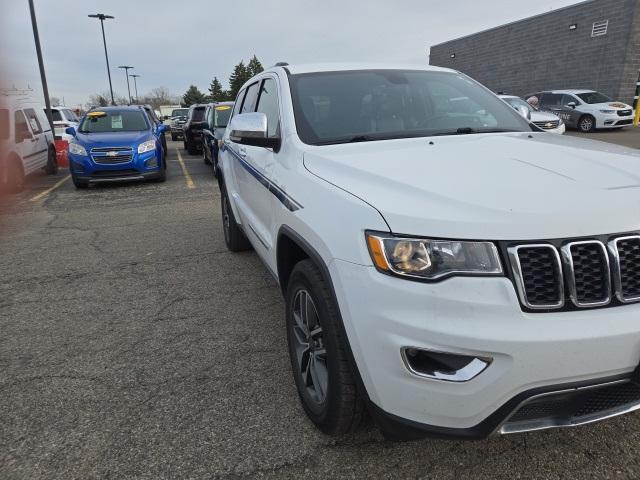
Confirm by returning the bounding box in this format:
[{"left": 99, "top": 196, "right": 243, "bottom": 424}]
[{"left": 276, "top": 224, "right": 374, "bottom": 417}]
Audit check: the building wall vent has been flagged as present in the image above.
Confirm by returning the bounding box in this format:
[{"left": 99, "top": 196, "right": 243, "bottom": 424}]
[{"left": 591, "top": 20, "right": 609, "bottom": 37}]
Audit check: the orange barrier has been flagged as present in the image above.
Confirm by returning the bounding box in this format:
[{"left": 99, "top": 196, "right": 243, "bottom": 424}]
[{"left": 54, "top": 139, "right": 69, "bottom": 168}]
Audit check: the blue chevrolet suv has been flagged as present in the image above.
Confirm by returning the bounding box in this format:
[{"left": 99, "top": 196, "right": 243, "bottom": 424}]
[{"left": 67, "top": 106, "right": 167, "bottom": 189}]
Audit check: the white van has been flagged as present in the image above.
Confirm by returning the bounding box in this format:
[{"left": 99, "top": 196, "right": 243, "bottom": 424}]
[{"left": 1, "top": 100, "right": 58, "bottom": 193}]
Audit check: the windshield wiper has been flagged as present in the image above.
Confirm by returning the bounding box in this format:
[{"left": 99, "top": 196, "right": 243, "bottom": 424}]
[{"left": 431, "top": 128, "right": 520, "bottom": 137}]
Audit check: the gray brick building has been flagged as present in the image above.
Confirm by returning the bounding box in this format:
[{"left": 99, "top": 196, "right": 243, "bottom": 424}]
[{"left": 429, "top": 0, "right": 640, "bottom": 106}]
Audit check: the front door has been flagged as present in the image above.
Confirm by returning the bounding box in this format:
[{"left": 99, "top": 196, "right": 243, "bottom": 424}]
[{"left": 22, "top": 108, "right": 48, "bottom": 173}]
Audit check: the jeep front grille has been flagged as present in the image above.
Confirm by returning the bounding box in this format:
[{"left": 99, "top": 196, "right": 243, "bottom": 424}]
[{"left": 507, "top": 234, "right": 640, "bottom": 311}]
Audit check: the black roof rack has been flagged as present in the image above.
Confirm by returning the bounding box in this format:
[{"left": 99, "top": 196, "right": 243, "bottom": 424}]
[{"left": 273, "top": 62, "right": 289, "bottom": 67}]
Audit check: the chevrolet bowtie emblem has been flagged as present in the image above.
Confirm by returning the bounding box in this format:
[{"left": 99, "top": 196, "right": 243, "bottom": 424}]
[
  {"left": 106, "top": 151, "right": 118, "bottom": 157},
  {"left": 545, "top": 123, "right": 554, "bottom": 129}
]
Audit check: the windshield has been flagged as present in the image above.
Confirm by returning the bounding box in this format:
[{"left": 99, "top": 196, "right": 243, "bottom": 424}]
[
  {"left": 214, "top": 106, "right": 232, "bottom": 127},
  {"left": 290, "top": 70, "right": 530, "bottom": 145},
  {"left": 172, "top": 108, "right": 188, "bottom": 117},
  {"left": 577, "top": 92, "right": 612, "bottom": 104},
  {"left": 503, "top": 97, "right": 534, "bottom": 112},
  {"left": 79, "top": 110, "right": 149, "bottom": 133}
]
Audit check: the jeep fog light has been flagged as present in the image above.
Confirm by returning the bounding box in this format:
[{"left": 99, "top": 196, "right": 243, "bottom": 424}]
[{"left": 402, "top": 347, "right": 491, "bottom": 382}]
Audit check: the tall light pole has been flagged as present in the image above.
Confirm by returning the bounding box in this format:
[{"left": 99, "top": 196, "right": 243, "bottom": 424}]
[
  {"left": 118, "top": 66, "right": 133, "bottom": 104},
  {"left": 130, "top": 74, "right": 140, "bottom": 103},
  {"left": 28, "top": 0, "right": 54, "bottom": 133},
  {"left": 88, "top": 13, "right": 115, "bottom": 106}
]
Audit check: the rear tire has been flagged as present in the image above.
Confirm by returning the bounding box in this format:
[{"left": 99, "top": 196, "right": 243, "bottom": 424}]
[
  {"left": 578, "top": 115, "right": 596, "bottom": 133},
  {"left": 45, "top": 147, "right": 58, "bottom": 175},
  {"left": 220, "top": 185, "right": 251, "bottom": 252},
  {"left": 171, "top": 133, "right": 177, "bottom": 141},
  {"left": 286, "top": 259, "right": 366, "bottom": 435}
]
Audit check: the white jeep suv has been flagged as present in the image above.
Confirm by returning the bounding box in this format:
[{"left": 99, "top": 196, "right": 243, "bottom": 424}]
[{"left": 218, "top": 64, "right": 640, "bottom": 440}]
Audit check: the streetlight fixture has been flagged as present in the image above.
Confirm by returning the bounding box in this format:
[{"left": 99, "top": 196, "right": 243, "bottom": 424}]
[
  {"left": 118, "top": 65, "right": 134, "bottom": 104},
  {"left": 88, "top": 13, "right": 115, "bottom": 106},
  {"left": 130, "top": 74, "right": 141, "bottom": 103}
]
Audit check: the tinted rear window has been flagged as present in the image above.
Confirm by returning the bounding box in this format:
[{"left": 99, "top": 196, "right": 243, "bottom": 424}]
[{"left": 192, "top": 108, "right": 206, "bottom": 122}]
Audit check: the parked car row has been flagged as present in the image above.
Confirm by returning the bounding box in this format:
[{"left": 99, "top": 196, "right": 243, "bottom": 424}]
[
  {"left": 215, "top": 63, "right": 640, "bottom": 441},
  {"left": 526, "top": 90, "right": 635, "bottom": 133},
  {"left": 178, "top": 102, "right": 233, "bottom": 175},
  {"left": 498, "top": 89, "right": 634, "bottom": 134}
]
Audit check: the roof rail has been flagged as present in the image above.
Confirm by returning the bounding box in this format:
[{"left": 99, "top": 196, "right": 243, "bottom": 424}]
[{"left": 273, "top": 62, "right": 289, "bottom": 67}]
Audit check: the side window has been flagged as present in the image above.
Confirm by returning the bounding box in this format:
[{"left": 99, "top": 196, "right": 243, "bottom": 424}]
[
  {"left": 24, "top": 108, "right": 43, "bottom": 134},
  {"left": 256, "top": 78, "right": 280, "bottom": 138},
  {"left": 230, "top": 89, "right": 246, "bottom": 121},
  {"left": 15, "top": 110, "right": 30, "bottom": 142},
  {"left": 51, "top": 109, "right": 63, "bottom": 122},
  {"left": 240, "top": 82, "right": 260, "bottom": 114},
  {"left": 562, "top": 95, "right": 579, "bottom": 106},
  {"left": 541, "top": 93, "right": 561, "bottom": 107}
]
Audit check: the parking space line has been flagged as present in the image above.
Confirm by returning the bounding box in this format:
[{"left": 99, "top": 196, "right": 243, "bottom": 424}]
[
  {"left": 30, "top": 175, "right": 71, "bottom": 202},
  {"left": 176, "top": 149, "right": 195, "bottom": 189}
]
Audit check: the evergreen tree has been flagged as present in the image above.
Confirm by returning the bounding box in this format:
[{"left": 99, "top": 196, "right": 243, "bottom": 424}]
[
  {"left": 208, "top": 77, "right": 227, "bottom": 102},
  {"left": 182, "top": 85, "right": 206, "bottom": 106},
  {"left": 247, "top": 55, "right": 264, "bottom": 78},
  {"left": 228, "top": 61, "right": 248, "bottom": 100}
]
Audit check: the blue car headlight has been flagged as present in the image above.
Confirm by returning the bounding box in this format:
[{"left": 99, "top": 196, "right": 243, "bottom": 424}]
[
  {"left": 138, "top": 139, "right": 156, "bottom": 154},
  {"left": 69, "top": 142, "right": 87, "bottom": 156}
]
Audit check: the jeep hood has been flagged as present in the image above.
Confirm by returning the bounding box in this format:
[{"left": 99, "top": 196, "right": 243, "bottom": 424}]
[{"left": 303, "top": 133, "right": 640, "bottom": 240}]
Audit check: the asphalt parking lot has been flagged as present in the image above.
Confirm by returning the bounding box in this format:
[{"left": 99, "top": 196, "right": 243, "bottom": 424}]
[{"left": 2, "top": 133, "right": 640, "bottom": 480}]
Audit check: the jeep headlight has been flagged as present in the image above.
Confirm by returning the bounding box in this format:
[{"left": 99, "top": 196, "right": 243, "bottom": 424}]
[
  {"left": 366, "top": 232, "right": 502, "bottom": 280},
  {"left": 138, "top": 139, "right": 156, "bottom": 154},
  {"left": 68, "top": 142, "right": 87, "bottom": 156}
]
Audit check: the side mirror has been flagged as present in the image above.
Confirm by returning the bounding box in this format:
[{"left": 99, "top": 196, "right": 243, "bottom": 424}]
[
  {"left": 65, "top": 126, "right": 76, "bottom": 136},
  {"left": 163, "top": 115, "right": 169, "bottom": 121},
  {"left": 515, "top": 105, "right": 532, "bottom": 121},
  {"left": 567, "top": 102, "right": 577, "bottom": 109},
  {"left": 156, "top": 124, "right": 167, "bottom": 135},
  {"left": 229, "top": 112, "right": 279, "bottom": 149}
]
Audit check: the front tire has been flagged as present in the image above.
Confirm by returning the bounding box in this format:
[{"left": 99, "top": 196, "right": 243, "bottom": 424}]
[
  {"left": 221, "top": 185, "right": 251, "bottom": 252},
  {"left": 578, "top": 115, "right": 596, "bottom": 133},
  {"left": 286, "top": 260, "right": 366, "bottom": 435}
]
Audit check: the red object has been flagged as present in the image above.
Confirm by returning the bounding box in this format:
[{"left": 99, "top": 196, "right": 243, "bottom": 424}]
[{"left": 54, "top": 139, "right": 69, "bottom": 168}]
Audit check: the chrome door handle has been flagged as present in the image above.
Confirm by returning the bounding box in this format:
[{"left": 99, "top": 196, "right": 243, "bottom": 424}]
[{"left": 238, "top": 146, "right": 247, "bottom": 157}]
